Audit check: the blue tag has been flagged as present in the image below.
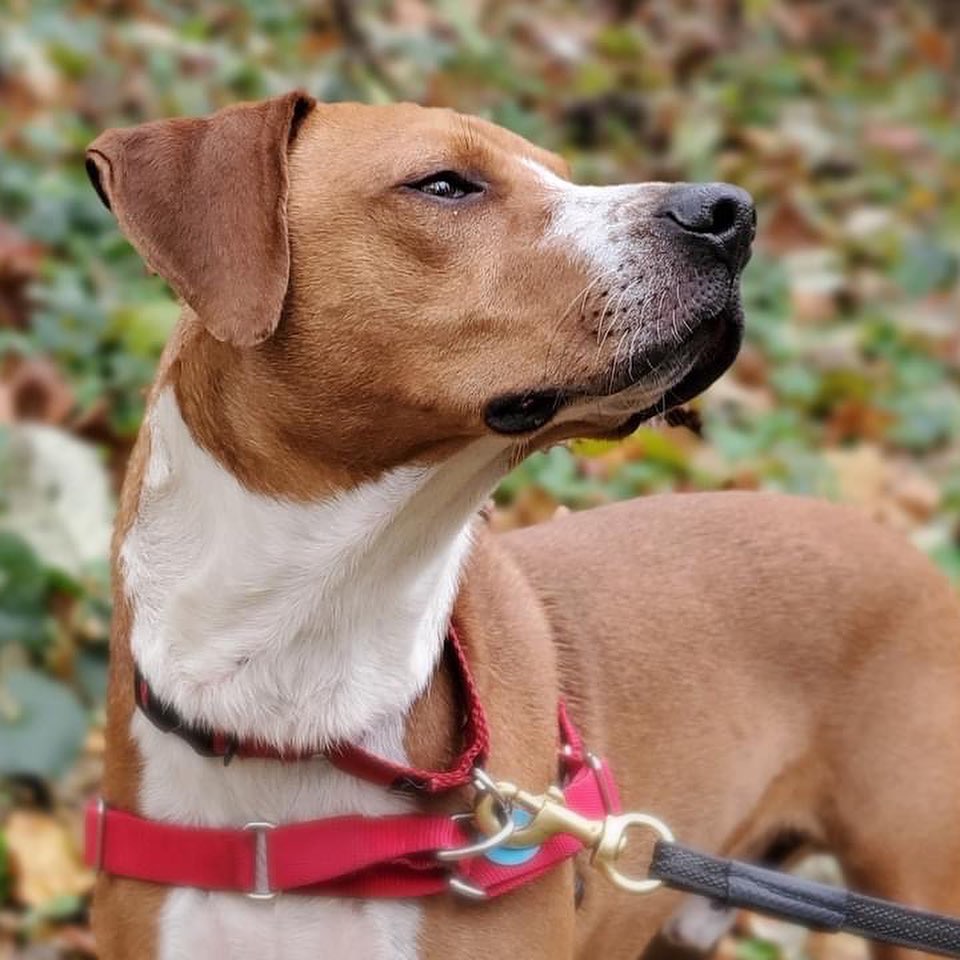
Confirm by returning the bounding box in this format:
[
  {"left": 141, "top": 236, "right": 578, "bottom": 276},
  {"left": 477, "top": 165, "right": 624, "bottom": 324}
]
[{"left": 483, "top": 808, "right": 541, "bottom": 866}]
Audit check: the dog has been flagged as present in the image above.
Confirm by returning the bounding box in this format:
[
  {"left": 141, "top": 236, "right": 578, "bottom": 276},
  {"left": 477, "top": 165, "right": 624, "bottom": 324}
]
[{"left": 84, "top": 91, "right": 960, "bottom": 960}]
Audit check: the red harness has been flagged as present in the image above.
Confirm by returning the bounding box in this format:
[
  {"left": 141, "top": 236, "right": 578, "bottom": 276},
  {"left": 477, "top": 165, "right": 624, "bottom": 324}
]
[
  {"left": 131, "top": 627, "right": 490, "bottom": 792},
  {"left": 87, "top": 629, "right": 620, "bottom": 900}
]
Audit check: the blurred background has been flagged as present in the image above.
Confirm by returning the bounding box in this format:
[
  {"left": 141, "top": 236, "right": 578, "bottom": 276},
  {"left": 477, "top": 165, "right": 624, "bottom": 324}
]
[{"left": 1, "top": 1, "right": 958, "bottom": 957}]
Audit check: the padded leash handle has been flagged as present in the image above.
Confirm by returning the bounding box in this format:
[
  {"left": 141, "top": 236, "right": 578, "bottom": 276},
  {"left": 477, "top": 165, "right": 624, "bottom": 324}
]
[{"left": 651, "top": 842, "right": 960, "bottom": 959}]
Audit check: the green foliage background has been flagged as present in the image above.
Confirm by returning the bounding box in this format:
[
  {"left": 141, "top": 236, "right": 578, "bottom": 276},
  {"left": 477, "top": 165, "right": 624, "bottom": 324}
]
[{"left": 0, "top": 0, "right": 958, "bottom": 953}]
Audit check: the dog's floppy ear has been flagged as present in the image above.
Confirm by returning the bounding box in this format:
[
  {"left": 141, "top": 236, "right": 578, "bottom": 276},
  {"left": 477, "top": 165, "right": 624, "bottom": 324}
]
[{"left": 85, "top": 91, "right": 315, "bottom": 347}]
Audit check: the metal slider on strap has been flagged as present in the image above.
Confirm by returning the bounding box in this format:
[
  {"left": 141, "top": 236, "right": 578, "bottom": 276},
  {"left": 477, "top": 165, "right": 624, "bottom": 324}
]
[
  {"left": 243, "top": 821, "right": 278, "bottom": 900},
  {"left": 93, "top": 797, "right": 107, "bottom": 873}
]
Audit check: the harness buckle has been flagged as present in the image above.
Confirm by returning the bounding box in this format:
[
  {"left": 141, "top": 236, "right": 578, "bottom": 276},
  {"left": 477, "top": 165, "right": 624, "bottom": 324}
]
[
  {"left": 435, "top": 769, "right": 516, "bottom": 863},
  {"left": 437, "top": 768, "right": 510, "bottom": 900},
  {"left": 243, "top": 821, "right": 278, "bottom": 900}
]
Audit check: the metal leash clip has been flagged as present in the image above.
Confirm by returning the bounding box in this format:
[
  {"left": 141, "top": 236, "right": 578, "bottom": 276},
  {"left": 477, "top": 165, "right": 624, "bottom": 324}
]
[{"left": 472, "top": 776, "right": 674, "bottom": 895}]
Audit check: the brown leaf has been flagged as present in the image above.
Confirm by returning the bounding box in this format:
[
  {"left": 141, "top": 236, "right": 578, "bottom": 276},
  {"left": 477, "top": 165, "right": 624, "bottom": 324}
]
[
  {"left": 891, "top": 471, "right": 941, "bottom": 523},
  {"left": 763, "top": 197, "right": 824, "bottom": 253},
  {"left": 0, "top": 222, "right": 43, "bottom": 330},
  {"left": 490, "top": 487, "right": 562, "bottom": 532},
  {"left": 863, "top": 123, "right": 925, "bottom": 155},
  {"left": 4, "top": 810, "right": 94, "bottom": 909},
  {"left": 732, "top": 344, "right": 769, "bottom": 388},
  {"left": 807, "top": 930, "right": 869, "bottom": 960},
  {"left": 823, "top": 400, "right": 894, "bottom": 445},
  {"left": 52, "top": 924, "right": 98, "bottom": 957},
  {"left": 791, "top": 287, "right": 838, "bottom": 324},
  {"left": 0, "top": 356, "right": 75, "bottom": 426},
  {"left": 914, "top": 27, "right": 954, "bottom": 71},
  {"left": 824, "top": 447, "right": 934, "bottom": 532}
]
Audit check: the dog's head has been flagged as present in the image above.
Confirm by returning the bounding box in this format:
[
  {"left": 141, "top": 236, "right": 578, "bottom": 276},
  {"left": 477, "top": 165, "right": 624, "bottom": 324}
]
[{"left": 87, "top": 92, "right": 753, "bottom": 494}]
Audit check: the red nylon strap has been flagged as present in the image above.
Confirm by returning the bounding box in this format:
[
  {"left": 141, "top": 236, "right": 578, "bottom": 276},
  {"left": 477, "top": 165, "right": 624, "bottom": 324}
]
[
  {"left": 134, "top": 626, "right": 489, "bottom": 793},
  {"left": 84, "top": 804, "right": 464, "bottom": 893},
  {"left": 85, "top": 718, "right": 621, "bottom": 900},
  {"left": 325, "top": 626, "right": 490, "bottom": 793},
  {"left": 557, "top": 700, "right": 585, "bottom": 763}
]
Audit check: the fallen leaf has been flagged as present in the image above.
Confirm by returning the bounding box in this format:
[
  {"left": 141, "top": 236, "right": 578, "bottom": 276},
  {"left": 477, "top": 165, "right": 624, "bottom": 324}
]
[
  {"left": 0, "top": 223, "right": 43, "bottom": 331},
  {"left": 863, "top": 123, "right": 925, "bottom": 155},
  {"left": 763, "top": 197, "right": 824, "bottom": 253},
  {"left": 823, "top": 400, "right": 894, "bottom": 445},
  {"left": 914, "top": 27, "right": 953, "bottom": 71},
  {"left": 0, "top": 357, "right": 74, "bottom": 426},
  {"left": 890, "top": 470, "right": 940, "bottom": 522},
  {"left": 3, "top": 811, "right": 93, "bottom": 909},
  {"left": 807, "top": 931, "right": 869, "bottom": 960}
]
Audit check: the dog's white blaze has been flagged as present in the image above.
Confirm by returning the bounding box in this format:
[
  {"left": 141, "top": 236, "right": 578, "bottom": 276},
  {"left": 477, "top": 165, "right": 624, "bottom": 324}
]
[
  {"left": 124, "top": 387, "right": 512, "bottom": 960},
  {"left": 522, "top": 157, "right": 668, "bottom": 271}
]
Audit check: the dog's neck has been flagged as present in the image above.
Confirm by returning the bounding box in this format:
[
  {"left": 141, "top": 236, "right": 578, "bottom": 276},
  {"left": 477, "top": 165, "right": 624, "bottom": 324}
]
[{"left": 122, "top": 385, "right": 512, "bottom": 751}]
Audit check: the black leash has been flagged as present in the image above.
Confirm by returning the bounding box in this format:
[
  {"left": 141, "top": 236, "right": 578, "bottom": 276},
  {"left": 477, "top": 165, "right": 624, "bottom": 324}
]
[{"left": 650, "top": 842, "right": 960, "bottom": 958}]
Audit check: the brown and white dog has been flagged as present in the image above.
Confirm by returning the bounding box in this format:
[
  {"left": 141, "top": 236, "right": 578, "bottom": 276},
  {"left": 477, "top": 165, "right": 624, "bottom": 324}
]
[{"left": 85, "top": 92, "right": 960, "bottom": 960}]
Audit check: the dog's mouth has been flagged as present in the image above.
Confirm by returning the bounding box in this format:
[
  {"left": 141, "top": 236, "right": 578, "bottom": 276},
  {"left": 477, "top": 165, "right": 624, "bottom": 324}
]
[
  {"left": 611, "top": 297, "right": 744, "bottom": 435},
  {"left": 484, "top": 294, "right": 744, "bottom": 437}
]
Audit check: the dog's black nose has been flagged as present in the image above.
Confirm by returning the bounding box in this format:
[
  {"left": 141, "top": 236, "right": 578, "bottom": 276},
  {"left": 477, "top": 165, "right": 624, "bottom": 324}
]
[{"left": 659, "top": 183, "right": 755, "bottom": 263}]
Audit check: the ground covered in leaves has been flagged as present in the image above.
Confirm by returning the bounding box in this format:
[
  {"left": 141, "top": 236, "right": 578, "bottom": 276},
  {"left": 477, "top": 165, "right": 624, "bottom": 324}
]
[{"left": 1, "top": 1, "right": 958, "bottom": 957}]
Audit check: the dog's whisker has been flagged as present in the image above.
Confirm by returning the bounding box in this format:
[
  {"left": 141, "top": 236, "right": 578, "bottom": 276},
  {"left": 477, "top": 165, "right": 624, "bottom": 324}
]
[
  {"left": 541, "top": 267, "right": 618, "bottom": 384},
  {"left": 599, "top": 276, "right": 643, "bottom": 357},
  {"left": 594, "top": 271, "right": 626, "bottom": 351},
  {"left": 609, "top": 328, "right": 632, "bottom": 394}
]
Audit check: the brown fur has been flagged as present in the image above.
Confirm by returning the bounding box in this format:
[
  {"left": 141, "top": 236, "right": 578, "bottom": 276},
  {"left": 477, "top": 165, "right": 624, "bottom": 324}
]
[
  {"left": 86, "top": 92, "right": 313, "bottom": 348},
  {"left": 502, "top": 494, "right": 960, "bottom": 958},
  {"left": 87, "top": 94, "right": 960, "bottom": 960}
]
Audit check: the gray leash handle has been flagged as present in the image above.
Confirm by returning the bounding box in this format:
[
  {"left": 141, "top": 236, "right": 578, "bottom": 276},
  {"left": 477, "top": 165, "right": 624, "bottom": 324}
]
[{"left": 651, "top": 841, "right": 960, "bottom": 958}]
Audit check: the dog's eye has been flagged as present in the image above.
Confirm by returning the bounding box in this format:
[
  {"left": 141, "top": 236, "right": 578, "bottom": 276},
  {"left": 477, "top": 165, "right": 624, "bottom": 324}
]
[{"left": 409, "top": 171, "right": 482, "bottom": 200}]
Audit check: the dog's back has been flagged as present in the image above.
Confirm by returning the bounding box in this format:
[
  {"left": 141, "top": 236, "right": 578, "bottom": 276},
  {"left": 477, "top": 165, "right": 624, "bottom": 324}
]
[{"left": 502, "top": 491, "right": 960, "bottom": 958}]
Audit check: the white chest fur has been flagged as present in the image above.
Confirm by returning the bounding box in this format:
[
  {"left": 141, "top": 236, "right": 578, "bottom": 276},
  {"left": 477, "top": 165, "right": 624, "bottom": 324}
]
[{"left": 122, "top": 388, "right": 511, "bottom": 959}]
